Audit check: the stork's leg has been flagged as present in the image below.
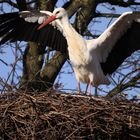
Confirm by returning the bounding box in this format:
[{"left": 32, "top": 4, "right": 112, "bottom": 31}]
[
  {"left": 85, "top": 83, "right": 89, "bottom": 95},
  {"left": 94, "top": 86, "right": 98, "bottom": 97},
  {"left": 87, "top": 81, "right": 93, "bottom": 96},
  {"left": 77, "top": 81, "right": 81, "bottom": 95}
]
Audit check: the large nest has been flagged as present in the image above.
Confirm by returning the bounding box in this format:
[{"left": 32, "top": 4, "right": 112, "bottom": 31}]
[{"left": 0, "top": 90, "right": 140, "bottom": 140}]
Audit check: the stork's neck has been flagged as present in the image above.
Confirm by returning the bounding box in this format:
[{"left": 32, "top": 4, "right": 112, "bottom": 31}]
[
  {"left": 61, "top": 14, "right": 70, "bottom": 27},
  {"left": 60, "top": 15, "right": 80, "bottom": 38},
  {"left": 60, "top": 14, "right": 88, "bottom": 67}
]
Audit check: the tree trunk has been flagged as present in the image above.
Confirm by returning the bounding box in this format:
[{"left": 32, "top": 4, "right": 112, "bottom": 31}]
[{"left": 19, "top": 0, "right": 67, "bottom": 91}]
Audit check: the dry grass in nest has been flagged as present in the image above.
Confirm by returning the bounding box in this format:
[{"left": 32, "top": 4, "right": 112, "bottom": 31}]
[{"left": 0, "top": 90, "right": 140, "bottom": 140}]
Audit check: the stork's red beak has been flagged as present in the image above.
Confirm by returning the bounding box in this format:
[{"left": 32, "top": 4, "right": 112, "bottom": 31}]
[{"left": 38, "top": 15, "right": 56, "bottom": 30}]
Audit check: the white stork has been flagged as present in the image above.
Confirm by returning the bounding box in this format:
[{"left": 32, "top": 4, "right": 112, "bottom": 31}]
[{"left": 0, "top": 8, "right": 140, "bottom": 95}]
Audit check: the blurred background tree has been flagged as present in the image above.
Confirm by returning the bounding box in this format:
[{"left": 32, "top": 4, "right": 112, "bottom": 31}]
[{"left": 0, "top": 0, "right": 140, "bottom": 99}]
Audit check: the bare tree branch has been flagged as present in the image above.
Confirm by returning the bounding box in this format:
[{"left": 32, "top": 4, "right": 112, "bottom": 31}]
[
  {"left": 95, "top": 13, "right": 120, "bottom": 18},
  {"left": 0, "top": 0, "right": 18, "bottom": 8},
  {"left": 97, "top": 0, "right": 140, "bottom": 7},
  {"left": 107, "top": 72, "right": 140, "bottom": 98}
]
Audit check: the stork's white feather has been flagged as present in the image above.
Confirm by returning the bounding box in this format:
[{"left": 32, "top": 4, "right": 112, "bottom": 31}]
[
  {"left": 38, "top": 16, "right": 45, "bottom": 24},
  {"left": 44, "top": 8, "right": 140, "bottom": 87},
  {"left": 19, "top": 11, "right": 39, "bottom": 23},
  {"left": 136, "top": 18, "right": 140, "bottom": 22},
  {"left": 40, "top": 11, "right": 52, "bottom": 16},
  {"left": 19, "top": 11, "right": 30, "bottom": 15},
  {"left": 26, "top": 16, "right": 38, "bottom": 23},
  {"left": 92, "top": 12, "right": 134, "bottom": 63},
  {"left": 55, "top": 19, "right": 64, "bottom": 35}
]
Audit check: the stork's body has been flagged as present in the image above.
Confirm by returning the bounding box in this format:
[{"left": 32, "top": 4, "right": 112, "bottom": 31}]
[
  {"left": 53, "top": 10, "right": 110, "bottom": 87},
  {"left": 0, "top": 8, "right": 140, "bottom": 95},
  {"left": 50, "top": 10, "right": 137, "bottom": 93}
]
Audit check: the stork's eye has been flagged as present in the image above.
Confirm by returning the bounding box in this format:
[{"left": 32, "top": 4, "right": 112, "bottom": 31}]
[{"left": 55, "top": 11, "right": 60, "bottom": 14}]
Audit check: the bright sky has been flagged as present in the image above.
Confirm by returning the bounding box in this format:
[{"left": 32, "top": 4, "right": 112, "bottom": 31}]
[{"left": 0, "top": 0, "right": 140, "bottom": 98}]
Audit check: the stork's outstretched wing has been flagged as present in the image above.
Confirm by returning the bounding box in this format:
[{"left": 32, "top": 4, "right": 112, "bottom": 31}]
[
  {"left": 94, "top": 12, "right": 140, "bottom": 75},
  {"left": 0, "top": 11, "right": 68, "bottom": 53}
]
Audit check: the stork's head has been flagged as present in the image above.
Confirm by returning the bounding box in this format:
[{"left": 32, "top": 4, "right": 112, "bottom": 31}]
[
  {"left": 53, "top": 8, "right": 67, "bottom": 19},
  {"left": 38, "top": 8, "right": 67, "bottom": 30}
]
